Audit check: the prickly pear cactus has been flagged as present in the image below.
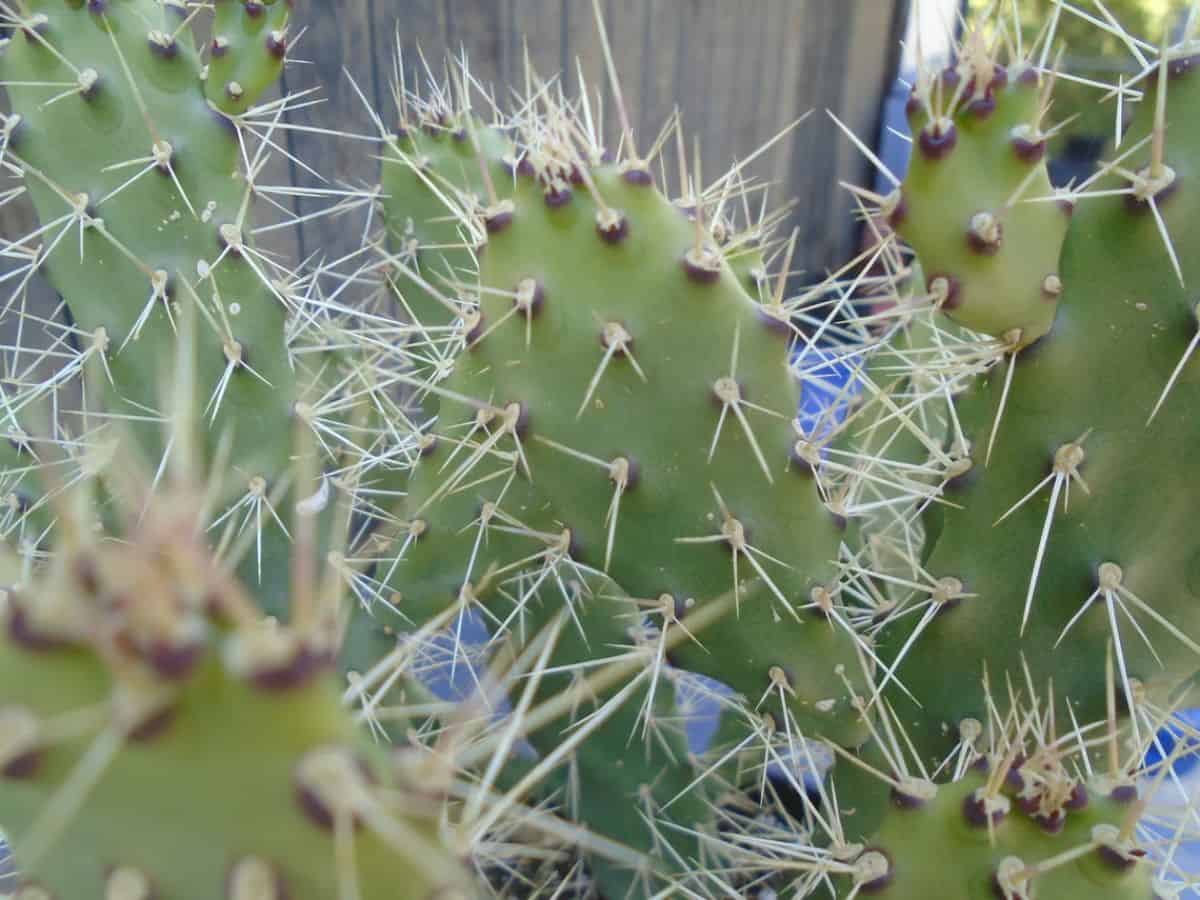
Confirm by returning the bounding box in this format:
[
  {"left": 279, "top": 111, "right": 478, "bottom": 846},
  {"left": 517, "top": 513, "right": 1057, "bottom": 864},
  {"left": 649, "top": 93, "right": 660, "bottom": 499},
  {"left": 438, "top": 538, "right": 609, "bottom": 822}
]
[
  {"left": 892, "top": 25, "right": 1071, "bottom": 348},
  {"left": 0, "top": 473, "right": 469, "bottom": 899},
  {"left": 877, "top": 15, "right": 1200, "bottom": 769},
  {"left": 0, "top": 1, "right": 1198, "bottom": 899},
  {"left": 363, "top": 56, "right": 879, "bottom": 891}
]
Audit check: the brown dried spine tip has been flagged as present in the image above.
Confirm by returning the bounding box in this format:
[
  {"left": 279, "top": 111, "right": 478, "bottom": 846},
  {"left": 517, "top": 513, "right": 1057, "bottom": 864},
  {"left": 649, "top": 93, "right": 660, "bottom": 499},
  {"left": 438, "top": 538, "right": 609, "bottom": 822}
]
[
  {"left": 609, "top": 455, "right": 638, "bottom": 490},
  {"left": 21, "top": 14, "right": 49, "bottom": 39},
  {"left": 854, "top": 849, "right": 893, "bottom": 894},
  {"left": 266, "top": 30, "right": 287, "bottom": 58},
  {"left": 0, "top": 706, "right": 41, "bottom": 779},
  {"left": 7, "top": 601, "right": 68, "bottom": 653},
  {"left": 251, "top": 645, "right": 328, "bottom": 691},
  {"left": 1015, "top": 63, "right": 1039, "bottom": 85},
  {"left": 600, "top": 321, "right": 634, "bottom": 355},
  {"left": 462, "top": 311, "right": 484, "bottom": 347},
  {"left": 1010, "top": 124, "right": 1046, "bottom": 163},
  {"left": 1108, "top": 783, "right": 1138, "bottom": 805},
  {"left": 226, "top": 622, "right": 328, "bottom": 691},
  {"left": 1033, "top": 809, "right": 1065, "bottom": 833},
  {"left": 483, "top": 200, "right": 515, "bottom": 234},
  {"left": 514, "top": 278, "right": 543, "bottom": 318},
  {"left": 962, "top": 789, "right": 1010, "bottom": 827},
  {"left": 1064, "top": 782, "right": 1089, "bottom": 810},
  {"left": 126, "top": 704, "right": 179, "bottom": 743},
  {"left": 931, "top": 575, "right": 964, "bottom": 612},
  {"left": 791, "top": 438, "right": 821, "bottom": 475},
  {"left": 808, "top": 584, "right": 835, "bottom": 619},
  {"left": 621, "top": 165, "right": 653, "bottom": 186},
  {"left": 918, "top": 119, "right": 957, "bottom": 159},
  {"left": 77, "top": 68, "right": 100, "bottom": 101},
  {"left": 891, "top": 777, "right": 936, "bottom": 809},
  {"left": 1125, "top": 163, "right": 1179, "bottom": 212},
  {"left": 219, "top": 223, "right": 245, "bottom": 257},
  {"left": 543, "top": 183, "right": 572, "bottom": 208},
  {"left": 143, "top": 637, "right": 205, "bottom": 681},
  {"left": 596, "top": 208, "right": 629, "bottom": 244},
  {"left": 147, "top": 30, "right": 178, "bottom": 59},
  {"left": 1093, "top": 825, "right": 1142, "bottom": 871},
  {"left": 929, "top": 273, "right": 961, "bottom": 310},
  {"left": 712, "top": 376, "right": 742, "bottom": 408},
  {"left": 991, "top": 857, "right": 1029, "bottom": 900}
]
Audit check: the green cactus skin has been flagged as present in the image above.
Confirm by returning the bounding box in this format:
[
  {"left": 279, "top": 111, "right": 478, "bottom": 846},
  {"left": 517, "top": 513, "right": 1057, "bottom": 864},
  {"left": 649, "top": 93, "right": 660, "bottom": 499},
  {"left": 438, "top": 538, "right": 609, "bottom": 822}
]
[
  {"left": 0, "top": 485, "right": 471, "bottom": 900},
  {"left": 512, "top": 574, "right": 717, "bottom": 896},
  {"left": 881, "top": 49, "right": 1200, "bottom": 764},
  {"left": 894, "top": 32, "right": 1069, "bottom": 348},
  {"left": 405, "top": 163, "right": 869, "bottom": 745},
  {"left": 206, "top": 0, "right": 292, "bottom": 117},
  {"left": 855, "top": 767, "right": 1159, "bottom": 899},
  {"left": 0, "top": 0, "right": 308, "bottom": 611},
  {"left": 361, "top": 73, "right": 881, "bottom": 891}
]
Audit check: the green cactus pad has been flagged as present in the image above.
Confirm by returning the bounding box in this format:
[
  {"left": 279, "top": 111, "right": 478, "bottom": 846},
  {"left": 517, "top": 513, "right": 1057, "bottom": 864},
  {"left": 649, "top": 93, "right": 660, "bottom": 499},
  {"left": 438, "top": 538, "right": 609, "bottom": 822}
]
[
  {"left": 206, "top": 0, "right": 292, "bottom": 116},
  {"left": 883, "top": 51, "right": 1200, "bottom": 762},
  {"left": 0, "top": 0, "right": 313, "bottom": 612},
  {"left": 895, "top": 37, "right": 1069, "bottom": 346},
  {"left": 397, "top": 158, "right": 870, "bottom": 748}
]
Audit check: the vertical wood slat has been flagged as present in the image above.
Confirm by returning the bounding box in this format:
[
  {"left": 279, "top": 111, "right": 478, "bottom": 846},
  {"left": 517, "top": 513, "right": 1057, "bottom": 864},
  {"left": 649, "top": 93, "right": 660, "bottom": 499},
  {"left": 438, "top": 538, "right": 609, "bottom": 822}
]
[{"left": 284, "top": 0, "right": 908, "bottom": 276}]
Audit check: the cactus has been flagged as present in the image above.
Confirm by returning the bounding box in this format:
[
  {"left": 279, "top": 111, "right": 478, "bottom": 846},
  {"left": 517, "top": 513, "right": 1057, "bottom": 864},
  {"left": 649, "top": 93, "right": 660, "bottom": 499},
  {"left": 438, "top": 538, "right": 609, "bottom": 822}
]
[
  {"left": 869, "top": 10, "right": 1200, "bottom": 772},
  {"left": 378, "top": 87, "right": 517, "bottom": 422},
  {"left": 0, "top": 456, "right": 469, "bottom": 899},
  {"left": 0, "top": 2, "right": 1198, "bottom": 899},
  {"left": 0, "top": 1, "right": 470, "bottom": 895}
]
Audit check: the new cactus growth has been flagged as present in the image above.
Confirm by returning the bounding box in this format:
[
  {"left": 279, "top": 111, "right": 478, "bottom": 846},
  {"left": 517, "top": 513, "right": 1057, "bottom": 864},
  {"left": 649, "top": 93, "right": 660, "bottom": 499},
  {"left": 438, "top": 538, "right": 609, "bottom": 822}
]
[
  {"left": 891, "top": 22, "right": 1071, "bottom": 347},
  {"left": 0, "top": 1, "right": 1198, "bottom": 898}
]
